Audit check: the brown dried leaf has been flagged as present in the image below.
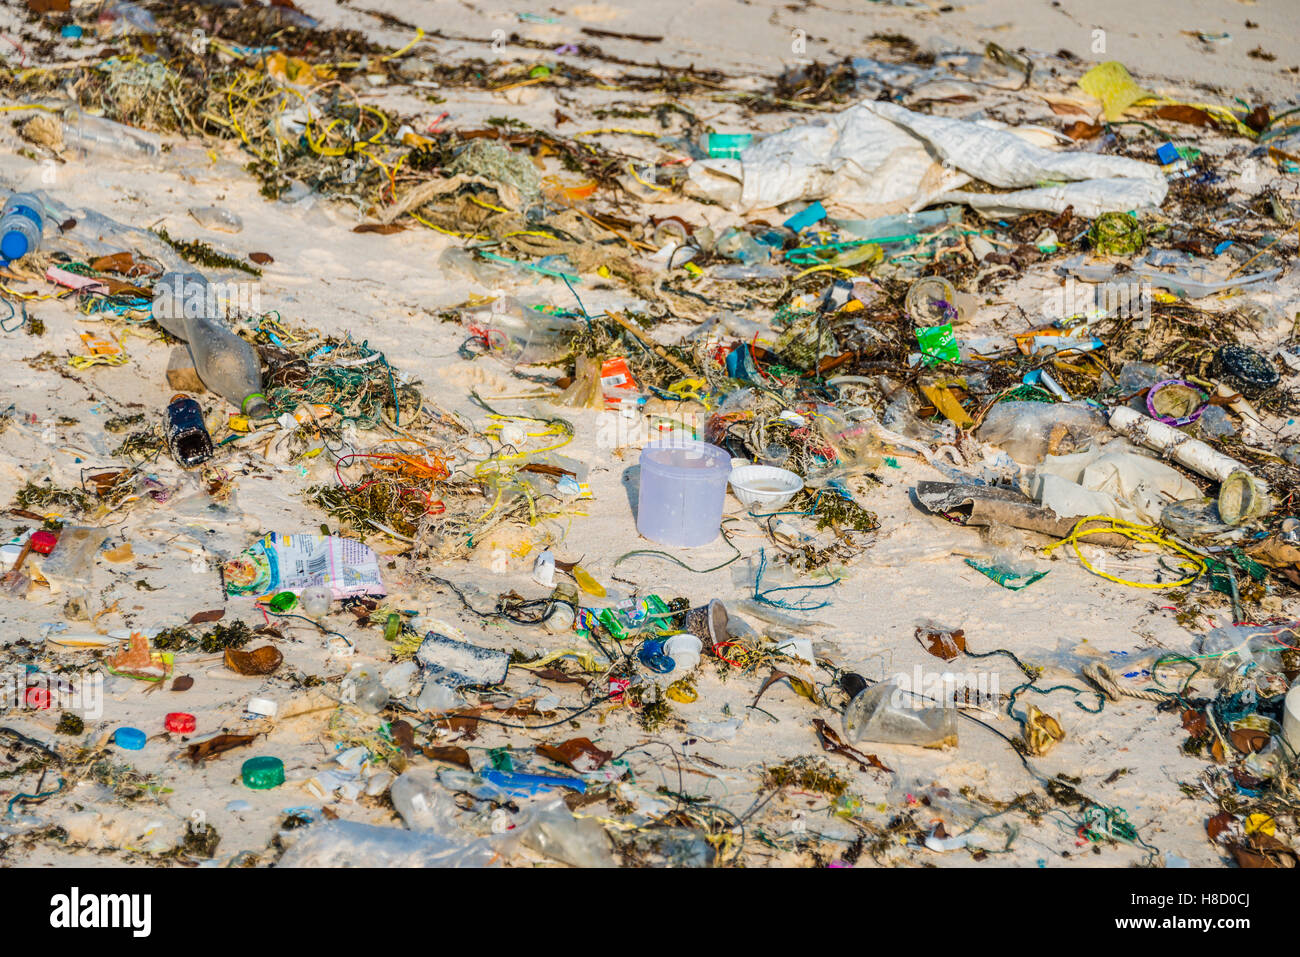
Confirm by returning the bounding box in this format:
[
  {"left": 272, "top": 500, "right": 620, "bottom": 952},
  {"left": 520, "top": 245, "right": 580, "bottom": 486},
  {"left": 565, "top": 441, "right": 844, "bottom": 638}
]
[
  {"left": 1064, "top": 120, "right": 1104, "bottom": 140},
  {"left": 916, "top": 625, "right": 966, "bottom": 662},
  {"left": 1230, "top": 728, "right": 1271, "bottom": 755},
  {"left": 223, "top": 644, "right": 283, "bottom": 676},
  {"left": 390, "top": 719, "right": 416, "bottom": 756},
  {"left": 432, "top": 707, "right": 487, "bottom": 739},
  {"left": 518, "top": 463, "right": 576, "bottom": 478},
  {"left": 533, "top": 667, "right": 589, "bottom": 685},
  {"left": 1231, "top": 836, "right": 1297, "bottom": 868},
  {"left": 537, "top": 737, "right": 612, "bottom": 772},
  {"left": 421, "top": 745, "right": 472, "bottom": 768},
  {"left": 249, "top": 252, "right": 274, "bottom": 265},
  {"left": 1206, "top": 811, "right": 1236, "bottom": 843},
  {"left": 88, "top": 470, "right": 126, "bottom": 491},
  {"left": 1152, "top": 104, "right": 1214, "bottom": 127},
  {"left": 812, "top": 718, "right": 892, "bottom": 773},
  {"left": 189, "top": 608, "right": 226, "bottom": 625},
  {"left": 90, "top": 252, "right": 156, "bottom": 277},
  {"left": 1244, "top": 537, "right": 1300, "bottom": 569},
  {"left": 1181, "top": 708, "right": 1208, "bottom": 737},
  {"left": 353, "top": 223, "right": 407, "bottom": 234},
  {"left": 751, "top": 670, "right": 818, "bottom": 710},
  {"left": 171, "top": 675, "right": 194, "bottom": 692},
  {"left": 187, "top": 733, "right": 255, "bottom": 764}
]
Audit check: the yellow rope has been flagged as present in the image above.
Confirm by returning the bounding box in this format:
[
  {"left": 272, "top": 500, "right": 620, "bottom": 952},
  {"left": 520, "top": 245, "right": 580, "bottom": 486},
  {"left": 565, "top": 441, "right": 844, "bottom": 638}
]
[
  {"left": 68, "top": 353, "right": 128, "bottom": 370},
  {"left": 1043, "top": 515, "right": 1206, "bottom": 588},
  {"left": 575, "top": 127, "right": 660, "bottom": 139},
  {"left": 627, "top": 161, "right": 667, "bottom": 191},
  {"left": 469, "top": 196, "right": 509, "bottom": 214},
  {"left": 0, "top": 283, "right": 64, "bottom": 301},
  {"left": 792, "top": 264, "right": 856, "bottom": 281},
  {"left": 406, "top": 210, "right": 488, "bottom": 241}
]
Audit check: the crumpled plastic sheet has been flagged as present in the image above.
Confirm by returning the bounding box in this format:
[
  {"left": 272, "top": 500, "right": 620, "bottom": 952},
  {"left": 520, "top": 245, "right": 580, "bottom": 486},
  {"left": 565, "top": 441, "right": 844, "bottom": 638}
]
[
  {"left": 722, "top": 101, "right": 1167, "bottom": 217},
  {"left": 275, "top": 819, "right": 501, "bottom": 868},
  {"left": 1033, "top": 447, "right": 1203, "bottom": 525}
]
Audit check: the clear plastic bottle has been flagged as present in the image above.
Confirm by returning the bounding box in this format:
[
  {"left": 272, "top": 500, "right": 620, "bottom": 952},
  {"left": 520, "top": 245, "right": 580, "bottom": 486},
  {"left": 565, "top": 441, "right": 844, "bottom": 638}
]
[
  {"left": 154, "top": 271, "right": 269, "bottom": 415},
  {"left": 62, "top": 106, "right": 161, "bottom": 160},
  {"left": 1, "top": 192, "right": 44, "bottom": 262}
]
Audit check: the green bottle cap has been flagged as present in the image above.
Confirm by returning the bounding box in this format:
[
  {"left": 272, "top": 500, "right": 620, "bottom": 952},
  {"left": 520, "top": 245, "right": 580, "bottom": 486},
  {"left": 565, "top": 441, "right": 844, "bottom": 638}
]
[
  {"left": 242, "top": 755, "right": 285, "bottom": 789},
  {"left": 268, "top": 591, "right": 298, "bottom": 613}
]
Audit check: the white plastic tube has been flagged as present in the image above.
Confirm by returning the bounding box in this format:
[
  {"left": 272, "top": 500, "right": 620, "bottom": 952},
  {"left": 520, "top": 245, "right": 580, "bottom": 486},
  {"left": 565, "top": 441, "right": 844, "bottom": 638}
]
[
  {"left": 1284, "top": 685, "right": 1300, "bottom": 757},
  {"left": 1108, "top": 406, "right": 1246, "bottom": 483}
]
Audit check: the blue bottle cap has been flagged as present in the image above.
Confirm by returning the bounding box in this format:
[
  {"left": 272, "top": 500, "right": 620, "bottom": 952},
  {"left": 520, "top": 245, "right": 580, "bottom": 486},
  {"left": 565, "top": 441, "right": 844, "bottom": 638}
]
[
  {"left": 1155, "top": 142, "right": 1180, "bottom": 166},
  {"left": 637, "top": 640, "right": 676, "bottom": 674},
  {"left": 1, "top": 231, "right": 29, "bottom": 261},
  {"left": 115, "top": 727, "right": 147, "bottom": 750}
]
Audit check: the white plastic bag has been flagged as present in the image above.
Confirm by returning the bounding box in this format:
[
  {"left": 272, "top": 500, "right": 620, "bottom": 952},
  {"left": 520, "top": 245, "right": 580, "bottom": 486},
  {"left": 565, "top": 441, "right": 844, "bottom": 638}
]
[{"left": 728, "top": 101, "right": 1166, "bottom": 217}]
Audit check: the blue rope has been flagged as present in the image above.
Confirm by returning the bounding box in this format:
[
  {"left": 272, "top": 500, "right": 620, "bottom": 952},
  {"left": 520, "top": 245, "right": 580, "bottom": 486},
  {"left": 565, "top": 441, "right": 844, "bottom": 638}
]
[{"left": 751, "top": 547, "right": 839, "bottom": 611}]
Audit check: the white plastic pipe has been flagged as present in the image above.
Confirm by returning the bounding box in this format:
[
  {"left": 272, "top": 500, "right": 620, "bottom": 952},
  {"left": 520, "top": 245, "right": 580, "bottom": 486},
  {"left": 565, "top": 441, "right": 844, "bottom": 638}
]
[
  {"left": 1284, "top": 685, "right": 1300, "bottom": 757},
  {"left": 1108, "top": 406, "right": 1247, "bottom": 483}
]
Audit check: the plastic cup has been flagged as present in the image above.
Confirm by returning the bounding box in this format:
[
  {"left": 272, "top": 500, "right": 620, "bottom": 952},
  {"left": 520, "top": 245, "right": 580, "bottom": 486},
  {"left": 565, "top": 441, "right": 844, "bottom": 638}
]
[
  {"left": 682, "top": 599, "right": 730, "bottom": 651},
  {"left": 636, "top": 440, "right": 732, "bottom": 547},
  {"left": 663, "top": 634, "right": 703, "bottom": 673}
]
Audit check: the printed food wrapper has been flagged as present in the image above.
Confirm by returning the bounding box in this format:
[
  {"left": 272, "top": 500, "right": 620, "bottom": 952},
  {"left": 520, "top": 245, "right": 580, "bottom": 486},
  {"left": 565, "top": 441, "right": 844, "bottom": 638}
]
[
  {"left": 915, "top": 323, "right": 960, "bottom": 366},
  {"left": 223, "top": 533, "right": 385, "bottom": 600}
]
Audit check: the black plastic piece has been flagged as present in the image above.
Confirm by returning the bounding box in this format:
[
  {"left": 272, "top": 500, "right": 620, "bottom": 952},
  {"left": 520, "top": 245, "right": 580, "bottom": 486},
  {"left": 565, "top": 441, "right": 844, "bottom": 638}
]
[
  {"left": 166, "top": 395, "right": 214, "bottom": 468},
  {"left": 1213, "top": 344, "right": 1279, "bottom": 398}
]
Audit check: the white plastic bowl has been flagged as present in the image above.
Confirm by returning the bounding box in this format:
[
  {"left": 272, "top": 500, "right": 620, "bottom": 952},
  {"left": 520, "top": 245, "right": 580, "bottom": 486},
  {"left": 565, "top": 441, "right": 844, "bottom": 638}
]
[{"left": 729, "top": 465, "right": 804, "bottom": 510}]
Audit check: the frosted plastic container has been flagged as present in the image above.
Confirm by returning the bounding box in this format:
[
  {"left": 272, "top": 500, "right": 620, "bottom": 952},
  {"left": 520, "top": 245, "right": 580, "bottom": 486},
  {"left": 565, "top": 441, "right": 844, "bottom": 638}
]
[{"left": 637, "top": 440, "right": 731, "bottom": 547}]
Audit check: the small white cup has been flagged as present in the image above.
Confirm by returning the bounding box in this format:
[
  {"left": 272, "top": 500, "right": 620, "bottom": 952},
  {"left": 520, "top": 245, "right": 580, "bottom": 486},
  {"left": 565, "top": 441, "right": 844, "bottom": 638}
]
[{"left": 664, "top": 634, "right": 703, "bottom": 673}]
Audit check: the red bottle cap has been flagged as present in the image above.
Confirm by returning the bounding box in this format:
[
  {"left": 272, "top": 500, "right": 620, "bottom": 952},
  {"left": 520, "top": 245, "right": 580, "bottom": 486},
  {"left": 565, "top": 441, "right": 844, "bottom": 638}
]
[
  {"left": 30, "top": 530, "right": 58, "bottom": 555},
  {"left": 165, "top": 712, "right": 196, "bottom": 734},
  {"left": 25, "top": 686, "right": 51, "bottom": 710}
]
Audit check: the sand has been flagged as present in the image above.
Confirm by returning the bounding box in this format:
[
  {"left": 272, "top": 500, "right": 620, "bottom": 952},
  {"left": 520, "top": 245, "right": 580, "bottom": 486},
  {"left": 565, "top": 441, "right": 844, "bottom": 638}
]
[{"left": 0, "top": 0, "right": 1297, "bottom": 867}]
